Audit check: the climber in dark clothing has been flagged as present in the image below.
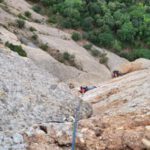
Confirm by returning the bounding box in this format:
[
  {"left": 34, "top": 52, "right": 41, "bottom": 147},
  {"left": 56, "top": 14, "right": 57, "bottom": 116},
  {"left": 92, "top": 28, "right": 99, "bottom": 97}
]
[
  {"left": 79, "top": 86, "right": 96, "bottom": 94},
  {"left": 112, "top": 70, "right": 125, "bottom": 78},
  {"left": 112, "top": 70, "right": 120, "bottom": 78}
]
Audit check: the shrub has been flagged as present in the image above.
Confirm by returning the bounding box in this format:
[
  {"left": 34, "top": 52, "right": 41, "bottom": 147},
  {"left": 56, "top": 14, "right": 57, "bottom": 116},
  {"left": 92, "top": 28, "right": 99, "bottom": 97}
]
[
  {"left": 32, "top": 5, "right": 42, "bottom": 14},
  {"left": 99, "top": 53, "right": 108, "bottom": 64},
  {"left": 129, "top": 49, "right": 150, "bottom": 60},
  {"left": 63, "top": 52, "right": 76, "bottom": 63},
  {"left": 98, "top": 32, "right": 114, "bottom": 47},
  {"left": 16, "top": 19, "right": 25, "bottom": 28},
  {"left": 40, "top": 43, "right": 49, "bottom": 51},
  {"left": 31, "top": 34, "right": 38, "bottom": 41},
  {"left": 71, "top": 32, "right": 81, "bottom": 41},
  {"left": 112, "top": 40, "right": 122, "bottom": 53},
  {"left": 81, "top": 17, "right": 94, "bottom": 31},
  {"left": 91, "top": 48, "right": 100, "bottom": 57},
  {"left": 82, "top": 32, "right": 89, "bottom": 40},
  {"left": 119, "top": 52, "right": 130, "bottom": 60},
  {"left": 47, "top": 16, "right": 57, "bottom": 24},
  {"left": 83, "top": 43, "right": 93, "bottom": 50},
  {"left": 29, "top": 26, "right": 37, "bottom": 32},
  {"left": 5, "top": 41, "right": 27, "bottom": 57},
  {"left": 63, "top": 52, "right": 78, "bottom": 67},
  {"left": 120, "top": 49, "right": 150, "bottom": 61},
  {"left": 61, "top": 18, "right": 72, "bottom": 28},
  {"left": 24, "top": 11, "right": 32, "bottom": 18},
  {"left": 34, "top": 19, "right": 42, "bottom": 23},
  {"left": 18, "top": 14, "right": 27, "bottom": 20}
]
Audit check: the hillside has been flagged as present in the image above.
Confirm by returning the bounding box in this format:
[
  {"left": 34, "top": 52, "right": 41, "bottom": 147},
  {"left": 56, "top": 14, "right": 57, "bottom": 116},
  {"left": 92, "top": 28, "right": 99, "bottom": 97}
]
[
  {"left": 0, "top": 0, "right": 150, "bottom": 150},
  {"left": 28, "top": 0, "right": 150, "bottom": 60}
]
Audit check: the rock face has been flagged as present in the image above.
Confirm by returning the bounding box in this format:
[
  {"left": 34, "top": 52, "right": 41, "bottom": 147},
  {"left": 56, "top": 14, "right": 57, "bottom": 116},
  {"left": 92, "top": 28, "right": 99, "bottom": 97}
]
[
  {"left": 114, "top": 58, "right": 150, "bottom": 74},
  {"left": 25, "top": 69, "right": 150, "bottom": 150},
  {"left": 0, "top": 0, "right": 126, "bottom": 86},
  {"left": 0, "top": 47, "right": 92, "bottom": 149},
  {"left": 0, "top": 0, "right": 150, "bottom": 149},
  {"left": 92, "top": 45, "right": 129, "bottom": 72}
]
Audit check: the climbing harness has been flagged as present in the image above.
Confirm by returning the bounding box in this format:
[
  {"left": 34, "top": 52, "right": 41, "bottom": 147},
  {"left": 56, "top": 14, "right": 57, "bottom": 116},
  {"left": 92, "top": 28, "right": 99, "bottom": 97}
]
[{"left": 71, "top": 101, "right": 81, "bottom": 150}]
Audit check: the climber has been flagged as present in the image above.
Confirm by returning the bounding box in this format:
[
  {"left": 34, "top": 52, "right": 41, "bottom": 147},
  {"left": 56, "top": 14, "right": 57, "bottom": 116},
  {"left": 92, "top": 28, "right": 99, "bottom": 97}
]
[
  {"left": 79, "top": 86, "right": 96, "bottom": 94},
  {"left": 112, "top": 70, "right": 122, "bottom": 78},
  {"left": 112, "top": 70, "right": 127, "bottom": 78}
]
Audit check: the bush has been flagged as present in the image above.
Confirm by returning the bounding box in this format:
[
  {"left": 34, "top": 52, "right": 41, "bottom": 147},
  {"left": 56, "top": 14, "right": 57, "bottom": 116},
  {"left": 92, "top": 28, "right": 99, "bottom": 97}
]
[
  {"left": 83, "top": 43, "right": 93, "bottom": 50},
  {"left": 32, "top": 5, "right": 42, "bottom": 14},
  {"left": 60, "top": 18, "right": 72, "bottom": 28},
  {"left": 120, "top": 49, "right": 150, "bottom": 61},
  {"left": 63, "top": 52, "right": 75, "bottom": 63},
  {"left": 29, "top": 26, "right": 37, "bottom": 32},
  {"left": 18, "top": 14, "right": 26, "bottom": 20},
  {"left": 16, "top": 19, "right": 25, "bottom": 28},
  {"left": 31, "top": 34, "right": 38, "bottom": 41},
  {"left": 82, "top": 32, "right": 89, "bottom": 40},
  {"left": 112, "top": 40, "right": 122, "bottom": 53},
  {"left": 47, "top": 16, "right": 57, "bottom": 24},
  {"left": 81, "top": 17, "right": 94, "bottom": 31},
  {"left": 99, "top": 53, "right": 108, "bottom": 64},
  {"left": 130, "top": 49, "right": 150, "bottom": 60},
  {"left": 71, "top": 32, "right": 81, "bottom": 41},
  {"left": 58, "top": 52, "right": 79, "bottom": 68},
  {"left": 24, "top": 11, "right": 32, "bottom": 18},
  {"left": 91, "top": 48, "right": 100, "bottom": 57},
  {"left": 98, "top": 32, "right": 114, "bottom": 47},
  {"left": 5, "top": 41, "right": 27, "bottom": 57},
  {"left": 40, "top": 43, "right": 49, "bottom": 51}
]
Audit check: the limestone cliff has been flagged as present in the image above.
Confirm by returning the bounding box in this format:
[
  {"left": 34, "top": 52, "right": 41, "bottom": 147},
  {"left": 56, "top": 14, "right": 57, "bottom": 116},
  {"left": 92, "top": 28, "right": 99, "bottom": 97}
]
[
  {"left": 0, "top": 0, "right": 150, "bottom": 149},
  {"left": 23, "top": 68, "right": 150, "bottom": 150},
  {"left": 0, "top": 47, "right": 92, "bottom": 149}
]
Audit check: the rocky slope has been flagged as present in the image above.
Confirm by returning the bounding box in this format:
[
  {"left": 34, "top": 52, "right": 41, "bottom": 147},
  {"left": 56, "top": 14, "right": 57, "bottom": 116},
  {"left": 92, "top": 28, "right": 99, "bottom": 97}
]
[
  {"left": 0, "top": 46, "right": 92, "bottom": 149},
  {"left": 25, "top": 68, "right": 150, "bottom": 150},
  {"left": 0, "top": 0, "right": 129, "bottom": 86},
  {"left": 0, "top": 0, "right": 150, "bottom": 150}
]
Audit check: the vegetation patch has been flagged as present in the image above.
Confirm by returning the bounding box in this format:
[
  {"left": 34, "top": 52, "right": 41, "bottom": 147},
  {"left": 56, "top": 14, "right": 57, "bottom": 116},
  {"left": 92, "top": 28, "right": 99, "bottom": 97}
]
[
  {"left": 40, "top": 43, "right": 48, "bottom": 51},
  {"left": 18, "top": 14, "right": 27, "bottom": 20},
  {"left": 91, "top": 48, "right": 100, "bottom": 57},
  {"left": 32, "top": 5, "right": 42, "bottom": 14},
  {"left": 84, "top": 44, "right": 108, "bottom": 65},
  {"left": 71, "top": 32, "right": 81, "bottom": 41},
  {"left": 31, "top": 33, "right": 38, "bottom": 41},
  {"left": 24, "top": 11, "right": 32, "bottom": 18},
  {"left": 58, "top": 52, "right": 80, "bottom": 69},
  {"left": 5, "top": 42, "right": 27, "bottom": 57},
  {"left": 99, "top": 53, "right": 108, "bottom": 64},
  {"left": 44, "top": 48, "right": 82, "bottom": 70},
  {"left": 16, "top": 19, "right": 25, "bottom": 28},
  {"left": 120, "top": 49, "right": 150, "bottom": 61},
  {"left": 83, "top": 43, "right": 93, "bottom": 51},
  {"left": 29, "top": 26, "right": 37, "bottom": 32},
  {"left": 28, "top": 0, "right": 150, "bottom": 60}
]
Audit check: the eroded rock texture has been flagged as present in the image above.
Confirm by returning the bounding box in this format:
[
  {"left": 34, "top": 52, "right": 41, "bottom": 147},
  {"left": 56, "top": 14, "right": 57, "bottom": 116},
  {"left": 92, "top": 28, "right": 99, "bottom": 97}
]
[
  {"left": 0, "top": 48, "right": 92, "bottom": 149},
  {"left": 25, "top": 69, "right": 150, "bottom": 150}
]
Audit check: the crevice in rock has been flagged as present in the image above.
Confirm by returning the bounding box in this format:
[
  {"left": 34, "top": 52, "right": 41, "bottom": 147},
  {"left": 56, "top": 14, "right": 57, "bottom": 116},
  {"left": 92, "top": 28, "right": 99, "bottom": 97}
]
[{"left": 39, "top": 125, "right": 47, "bottom": 134}]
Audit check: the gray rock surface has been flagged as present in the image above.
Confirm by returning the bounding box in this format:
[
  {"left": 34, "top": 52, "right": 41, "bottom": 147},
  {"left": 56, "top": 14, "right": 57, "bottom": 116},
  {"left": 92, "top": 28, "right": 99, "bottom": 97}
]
[
  {"left": 0, "top": 48, "right": 92, "bottom": 148},
  {"left": 25, "top": 69, "right": 150, "bottom": 150}
]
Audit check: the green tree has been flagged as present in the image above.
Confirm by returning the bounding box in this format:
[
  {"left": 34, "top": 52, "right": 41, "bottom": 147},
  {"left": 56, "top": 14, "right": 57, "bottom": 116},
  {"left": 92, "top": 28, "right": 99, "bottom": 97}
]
[
  {"left": 81, "top": 17, "right": 94, "bottom": 31},
  {"left": 117, "top": 22, "right": 136, "bottom": 42},
  {"left": 98, "top": 32, "right": 114, "bottom": 47}
]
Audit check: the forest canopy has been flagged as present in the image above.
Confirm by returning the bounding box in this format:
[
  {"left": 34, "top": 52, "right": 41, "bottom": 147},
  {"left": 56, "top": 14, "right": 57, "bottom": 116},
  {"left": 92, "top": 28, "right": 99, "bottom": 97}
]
[{"left": 30, "top": 0, "right": 150, "bottom": 60}]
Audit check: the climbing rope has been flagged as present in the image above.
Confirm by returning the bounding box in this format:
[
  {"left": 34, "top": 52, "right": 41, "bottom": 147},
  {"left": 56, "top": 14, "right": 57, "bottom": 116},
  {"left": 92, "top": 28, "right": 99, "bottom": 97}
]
[{"left": 71, "top": 101, "right": 81, "bottom": 150}]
